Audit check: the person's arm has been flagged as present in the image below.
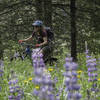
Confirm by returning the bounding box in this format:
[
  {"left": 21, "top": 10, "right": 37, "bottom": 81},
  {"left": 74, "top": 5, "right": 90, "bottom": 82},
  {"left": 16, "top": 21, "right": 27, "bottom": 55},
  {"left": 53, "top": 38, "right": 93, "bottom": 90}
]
[
  {"left": 22, "top": 36, "right": 33, "bottom": 42},
  {"left": 38, "top": 37, "right": 47, "bottom": 46},
  {"left": 19, "top": 32, "right": 35, "bottom": 43}
]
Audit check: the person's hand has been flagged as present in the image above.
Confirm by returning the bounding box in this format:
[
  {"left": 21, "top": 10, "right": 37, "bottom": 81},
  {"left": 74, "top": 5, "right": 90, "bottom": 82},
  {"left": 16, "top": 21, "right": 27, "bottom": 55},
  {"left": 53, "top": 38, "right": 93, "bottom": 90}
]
[
  {"left": 18, "top": 40, "right": 23, "bottom": 43},
  {"left": 35, "top": 44, "right": 40, "bottom": 47}
]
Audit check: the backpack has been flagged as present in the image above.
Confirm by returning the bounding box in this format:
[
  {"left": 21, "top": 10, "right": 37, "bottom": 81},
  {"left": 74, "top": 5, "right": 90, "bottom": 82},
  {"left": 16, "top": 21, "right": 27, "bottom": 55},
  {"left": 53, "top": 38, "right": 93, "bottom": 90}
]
[{"left": 44, "top": 27, "right": 55, "bottom": 43}]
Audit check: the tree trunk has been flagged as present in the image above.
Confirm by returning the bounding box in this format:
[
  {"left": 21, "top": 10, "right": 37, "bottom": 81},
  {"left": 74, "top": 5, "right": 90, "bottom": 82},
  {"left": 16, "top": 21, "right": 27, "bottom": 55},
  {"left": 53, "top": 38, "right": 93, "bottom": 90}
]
[
  {"left": 35, "top": 0, "right": 43, "bottom": 20},
  {"left": 70, "top": 0, "right": 77, "bottom": 61},
  {"left": 43, "top": 0, "right": 52, "bottom": 28}
]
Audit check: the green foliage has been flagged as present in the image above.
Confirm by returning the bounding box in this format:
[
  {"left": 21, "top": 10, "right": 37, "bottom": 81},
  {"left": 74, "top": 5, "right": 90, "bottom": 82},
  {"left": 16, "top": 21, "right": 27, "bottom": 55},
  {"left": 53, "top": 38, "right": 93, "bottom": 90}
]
[
  {"left": 0, "top": 0, "right": 100, "bottom": 57},
  {"left": 1, "top": 51, "right": 100, "bottom": 99}
]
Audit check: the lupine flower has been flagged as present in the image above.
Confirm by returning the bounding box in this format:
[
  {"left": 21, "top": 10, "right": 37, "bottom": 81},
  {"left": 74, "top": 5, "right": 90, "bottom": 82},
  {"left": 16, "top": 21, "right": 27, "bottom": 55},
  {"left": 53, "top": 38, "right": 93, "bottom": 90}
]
[
  {"left": 85, "top": 50, "right": 98, "bottom": 92},
  {"left": 33, "top": 68, "right": 57, "bottom": 100},
  {"left": 8, "top": 71, "right": 24, "bottom": 100},
  {"left": 0, "top": 60, "right": 4, "bottom": 77},
  {"left": 85, "top": 43, "right": 99, "bottom": 99},
  {"left": 32, "top": 49, "right": 58, "bottom": 100},
  {"left": 54, "top": 77, "right": 58, "bottom": 83},
  {"left": 32, "top": 48, "right": 45, "bottom": 68},
  {"left": 64, "top": 57, "right": 81, "bottom": 100}
]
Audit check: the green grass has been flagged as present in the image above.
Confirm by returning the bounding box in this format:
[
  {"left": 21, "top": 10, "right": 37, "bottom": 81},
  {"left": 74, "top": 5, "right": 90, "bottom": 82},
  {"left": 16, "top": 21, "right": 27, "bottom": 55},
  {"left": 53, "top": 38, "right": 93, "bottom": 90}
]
[{"left": 1, "top": 52, "right": 100, "bottom": 100}]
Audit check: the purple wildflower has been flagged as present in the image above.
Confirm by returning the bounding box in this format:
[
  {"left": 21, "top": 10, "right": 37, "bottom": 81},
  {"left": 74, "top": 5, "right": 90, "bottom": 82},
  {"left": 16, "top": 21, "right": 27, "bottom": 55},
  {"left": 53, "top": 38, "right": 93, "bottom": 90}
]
[
  {"left": 33, "top": 67, "right": 57, "bottom": 100},
  {"left": 85, "top": 48, "right": 99, "bottom": 99},
  {"left": 64, "top": 57, "right": 81, "bottom": 100},
  {"left": 8, "top": 71, "right": 24, "bottom": 100},
  {"left": 32, "top": 50, "right": 58, "bottom": 100},
  {"left": 86, "top": 51, "right": 98, "bottom": 91},
  {"left": 32, "top": 48, "right": 45, "bottom": 68}
]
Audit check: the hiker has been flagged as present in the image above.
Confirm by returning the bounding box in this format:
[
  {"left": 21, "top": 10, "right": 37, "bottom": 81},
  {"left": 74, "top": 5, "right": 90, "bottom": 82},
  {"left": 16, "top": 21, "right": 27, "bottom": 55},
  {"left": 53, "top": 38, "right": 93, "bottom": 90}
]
[{"left": 18, "top": 20, "right": 54, "bottom": 63}]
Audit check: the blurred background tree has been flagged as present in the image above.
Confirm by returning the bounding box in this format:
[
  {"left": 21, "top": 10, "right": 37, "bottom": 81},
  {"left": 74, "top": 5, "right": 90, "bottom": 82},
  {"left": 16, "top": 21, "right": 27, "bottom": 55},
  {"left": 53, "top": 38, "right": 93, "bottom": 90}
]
[{"left": 0, "top": 0, "right": 100, "bottom": 60}]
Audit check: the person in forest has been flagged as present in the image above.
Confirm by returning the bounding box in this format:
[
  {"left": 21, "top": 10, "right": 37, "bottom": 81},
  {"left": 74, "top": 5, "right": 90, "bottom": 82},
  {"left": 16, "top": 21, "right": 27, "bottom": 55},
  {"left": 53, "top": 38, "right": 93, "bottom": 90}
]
[{"left": 18, "top": 20, "right": 54, "bottom": 63}]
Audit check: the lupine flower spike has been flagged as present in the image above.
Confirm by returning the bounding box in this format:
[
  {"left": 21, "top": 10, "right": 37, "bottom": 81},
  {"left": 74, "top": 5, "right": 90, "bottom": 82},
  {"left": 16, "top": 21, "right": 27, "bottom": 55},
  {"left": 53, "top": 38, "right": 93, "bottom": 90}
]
[
  {"left": 32, "top": 48, "right": 58, "bottom": 100},
  {"left": 85, "top": 41, "right": 98, "bottom": 99},
  {"left": 64, "top": 57, "right": 82, "bottom": 100},
  {"left": 8, "top": 70, "right": 24, "bottom": 100}
]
